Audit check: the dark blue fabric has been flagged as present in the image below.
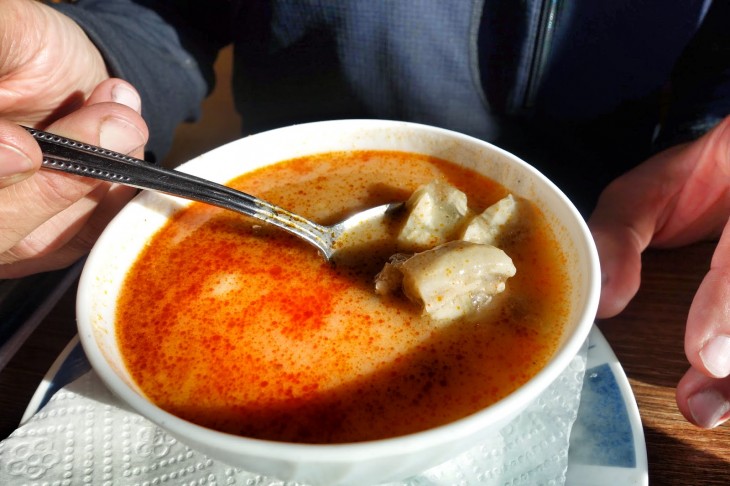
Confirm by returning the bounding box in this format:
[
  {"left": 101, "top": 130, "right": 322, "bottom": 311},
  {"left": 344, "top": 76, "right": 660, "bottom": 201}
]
[
  {"left": 49, "top": 0, "right": 728, "bottom": 212},
  {"left": 231, "top": 1, "right": 495, "bottom": 139},
  {"left": 50, "top": 0, "right": 226, "bottom": 161},
  {"left": 478, "top": 0, "right": 721, "bottom": 210}
]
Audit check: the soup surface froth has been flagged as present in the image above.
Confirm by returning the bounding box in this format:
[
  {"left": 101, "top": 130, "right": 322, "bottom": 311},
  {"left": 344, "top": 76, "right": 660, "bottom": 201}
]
[{"left": 117, "top": 150, "right": 571, "bottom": 443}]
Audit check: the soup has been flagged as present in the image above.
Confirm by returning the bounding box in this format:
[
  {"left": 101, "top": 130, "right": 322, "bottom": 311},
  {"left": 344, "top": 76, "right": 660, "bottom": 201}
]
[{"left": 116, "top": 150, "right": 570, "bottom": 444}]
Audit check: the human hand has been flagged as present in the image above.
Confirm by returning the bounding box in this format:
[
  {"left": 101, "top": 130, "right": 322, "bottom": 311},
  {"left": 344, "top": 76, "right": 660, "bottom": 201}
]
[
  {"left": 0, "top": 0, "right": 110, "bottom": 125},
  {"left": 588, "top": 116, "right": 730, "bottom": 428},
  {"left": 0, "top": 0, "right": 149, "bottom": 278}
]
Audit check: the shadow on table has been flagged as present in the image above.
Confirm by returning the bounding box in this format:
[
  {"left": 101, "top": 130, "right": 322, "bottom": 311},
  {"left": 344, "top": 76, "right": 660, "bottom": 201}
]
[{"left": 644, "top": 425, "right": 730, "bottom": 485}]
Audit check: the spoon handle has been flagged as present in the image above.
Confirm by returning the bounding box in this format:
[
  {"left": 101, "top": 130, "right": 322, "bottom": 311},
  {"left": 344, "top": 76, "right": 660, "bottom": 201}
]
[{"left": 24, "top": 126, "right": 333, "bottom": 257}]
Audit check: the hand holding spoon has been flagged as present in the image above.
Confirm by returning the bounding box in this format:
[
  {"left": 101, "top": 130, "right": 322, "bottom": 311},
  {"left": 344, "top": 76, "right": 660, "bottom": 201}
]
[{"left": 25, "top": 126, "right": 403, "bottom": 261}]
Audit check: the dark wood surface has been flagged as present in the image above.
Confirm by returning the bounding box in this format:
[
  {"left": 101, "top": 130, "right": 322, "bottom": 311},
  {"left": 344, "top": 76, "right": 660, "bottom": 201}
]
[{"left": 1, "top": 241, "right": 728, "bottom": 484}]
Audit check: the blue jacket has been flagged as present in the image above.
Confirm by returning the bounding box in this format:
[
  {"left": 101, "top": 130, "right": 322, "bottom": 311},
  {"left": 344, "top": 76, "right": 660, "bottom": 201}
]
[{"left": 51, "top": 0, "right": 728, "bottom": 212}]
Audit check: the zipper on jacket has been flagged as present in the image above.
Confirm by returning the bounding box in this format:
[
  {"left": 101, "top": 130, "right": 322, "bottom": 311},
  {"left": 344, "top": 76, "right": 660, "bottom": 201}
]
[{"left": 522, "top": 0, "right": 561, "bottom": 109}]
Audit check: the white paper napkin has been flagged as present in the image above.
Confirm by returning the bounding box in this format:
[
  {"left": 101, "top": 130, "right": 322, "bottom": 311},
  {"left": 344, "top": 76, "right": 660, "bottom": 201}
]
[{"left": 0, "top": 342, "right": 586, "bottom": 486}]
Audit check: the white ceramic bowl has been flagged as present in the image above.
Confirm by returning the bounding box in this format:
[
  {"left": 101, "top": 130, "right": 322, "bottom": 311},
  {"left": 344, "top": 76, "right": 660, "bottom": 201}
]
[{"left": 76, "top": 119, "right": 600, "bottom": 486}]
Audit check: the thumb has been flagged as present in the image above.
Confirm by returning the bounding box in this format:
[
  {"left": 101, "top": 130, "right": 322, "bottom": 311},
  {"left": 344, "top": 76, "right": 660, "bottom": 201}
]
[{"left": 0, "top": 124, "right": 41, "bottom": 188}]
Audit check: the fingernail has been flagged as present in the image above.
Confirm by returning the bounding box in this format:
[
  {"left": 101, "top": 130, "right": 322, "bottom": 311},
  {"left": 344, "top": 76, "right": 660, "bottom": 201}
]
[
  {"left": 700, "top": 335, "right": 730, "bottom": 378},
  {"left": 687, "top": 388, "right": 730, "bottom": 428},
  {"left": 0, "top": 142, "right": 33, "bottom": 178},
  {"left": 111, "top": 83, "right": 142, "bottom": 113},
  {"left": 99, "top": 117, "right": 145, "bottom": 155}
]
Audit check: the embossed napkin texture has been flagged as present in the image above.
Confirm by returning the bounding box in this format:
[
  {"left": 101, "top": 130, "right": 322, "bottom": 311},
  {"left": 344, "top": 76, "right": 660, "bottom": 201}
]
[{"left": 0, "top": 344, "right": 586, "bottom": 486}]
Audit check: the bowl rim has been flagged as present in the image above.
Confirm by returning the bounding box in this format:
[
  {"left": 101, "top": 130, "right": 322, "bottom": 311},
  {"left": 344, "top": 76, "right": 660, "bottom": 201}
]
[{"left": 76, "top": 118, "right": 601, "bottom": 463}]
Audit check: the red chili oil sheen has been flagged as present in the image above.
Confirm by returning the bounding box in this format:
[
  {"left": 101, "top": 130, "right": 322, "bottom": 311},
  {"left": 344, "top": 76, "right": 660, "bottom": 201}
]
[{"left": 116, "top": 151, "right": 570, "bottom": 443}]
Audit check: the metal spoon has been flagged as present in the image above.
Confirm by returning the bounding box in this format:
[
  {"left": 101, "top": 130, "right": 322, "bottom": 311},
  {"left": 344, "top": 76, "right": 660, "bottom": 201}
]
[{"left": 25, "top": 126, "right": 403, "bottom": 261}]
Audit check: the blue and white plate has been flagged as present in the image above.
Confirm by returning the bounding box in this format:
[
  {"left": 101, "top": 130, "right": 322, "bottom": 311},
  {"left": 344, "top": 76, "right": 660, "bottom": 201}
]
[
  {"left": 566, "top": 327, "right": 648, "bottom": 485},
  {"left": 21, "top": 326, "right": 648, "bottom": 485}
]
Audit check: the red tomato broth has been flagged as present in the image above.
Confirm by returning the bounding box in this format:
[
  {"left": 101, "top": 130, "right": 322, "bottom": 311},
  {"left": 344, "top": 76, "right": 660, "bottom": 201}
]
[{"left": 116, "top": 150, "right": 571, "bottom": 443}]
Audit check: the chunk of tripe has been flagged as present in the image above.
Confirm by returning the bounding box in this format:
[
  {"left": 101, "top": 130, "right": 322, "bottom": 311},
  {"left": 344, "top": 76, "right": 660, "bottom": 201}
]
[
  {"left": 461, "top": 194, "right": 517, "bottom": 246},
  {"left": 373, "top": 253, "right": 410, "bottom": 296},
  {"left": 397, "top": 180, "right": 470, "bottom": 251},
  {"left": 398, "top": 240, "right": 516, "bottom": 321}
]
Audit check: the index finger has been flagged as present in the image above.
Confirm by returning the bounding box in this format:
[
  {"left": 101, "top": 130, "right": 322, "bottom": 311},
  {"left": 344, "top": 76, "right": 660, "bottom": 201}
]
[
  {"left": 587, "top": 156, "right": 669, "bottom": 317},
  {"left": 684, "top": 217, "right": 730, "bottom": 378}
]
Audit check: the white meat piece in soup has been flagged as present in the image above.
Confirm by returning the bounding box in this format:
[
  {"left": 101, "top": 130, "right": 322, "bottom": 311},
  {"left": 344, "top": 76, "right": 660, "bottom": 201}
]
[
  {"left": 397, "top": 180, "right": 470, "bottom": 250},
  {"left": 461, "top": 194, "right": 518, "bottom": 246},
  {"left": 375, "top": 180, "right": 519, "bottom": 321},
  {"left": 399, "top": 241, "right": 516, "bottom": 321},
  {"left": 374, "top": 253, "right": 410, "bottom": 296}
]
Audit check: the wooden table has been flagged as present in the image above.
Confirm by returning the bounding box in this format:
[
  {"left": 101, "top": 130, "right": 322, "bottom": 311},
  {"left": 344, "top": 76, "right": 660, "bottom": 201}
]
[
  {"left": 597, "top": 241, "right": 730, "bottom": 484},
  {"left": 0, "top": 241, "right": 728, "bottom": 484}
]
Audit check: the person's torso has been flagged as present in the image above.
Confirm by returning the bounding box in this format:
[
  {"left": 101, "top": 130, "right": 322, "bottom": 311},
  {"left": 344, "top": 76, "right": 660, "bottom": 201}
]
[{"left": 229, "top": 0, "right": 711, "bottom": 211}]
